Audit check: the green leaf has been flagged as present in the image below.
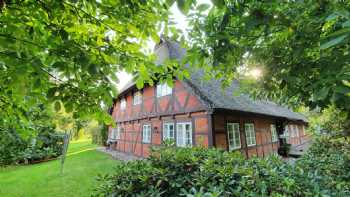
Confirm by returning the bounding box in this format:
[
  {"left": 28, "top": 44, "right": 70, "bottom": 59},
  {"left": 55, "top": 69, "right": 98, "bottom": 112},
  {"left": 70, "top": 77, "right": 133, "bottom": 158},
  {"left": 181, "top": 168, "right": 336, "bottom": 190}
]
[
  {"left": 166, "top": 0, "right": 176, "bottom": 7},
  {"left": 320, "top": 34, "right": 348, "bottom": 49},
  {"left": 315, "top": 87, "right": 329, "bottom": 100},
  {"left": 342, "top": 20, "right": 350, "bottom": 28},
  {"left": 54, "top": 101, "right": 61, "bottom": 112},
  {"left": 151, "top": 32, "right": 160, "bottom": 43},
  {"left": 166, "top": 77, "right": 173, "bottom": 87},
  {"left": 47, "top": 87, "right": 58, "bottom": 98},
  {"left": 325, "top": 13, "right": 340, "bottom": 21},
  {"left": 177, "top": 0, "right": 193, "bottom": 15},
  {"left": 334, "top": 85, "right": 350, "bottom": 94},
  {"left": 211, "top": 0, "right": 225, "bottom": 8},
  {"left": 88, "top": 64, "right": 98, "bottom": 75},
  {"left": 196, "top": 4, "right": 210, "bottom": 12},
  {"left": 33, "top": 78, "right": 41, "bottom": 90},
  {"left": 136, "top": 78, "right": 144, "bottom": 89},
  {"left": 327, "top": 28, "right": 350, "bottom": 38}
]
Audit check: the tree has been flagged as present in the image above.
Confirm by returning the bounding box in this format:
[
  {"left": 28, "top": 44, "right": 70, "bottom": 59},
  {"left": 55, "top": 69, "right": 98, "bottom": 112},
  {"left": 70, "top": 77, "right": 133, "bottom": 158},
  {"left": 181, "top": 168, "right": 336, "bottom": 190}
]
[
  {"left": 307, "top": 105, "right": 347, "bottom": 136},
  {"left": 0, "top": 0, "right": 184, "bottom": 135},
  {"left": 186, "top": 0, "right": 350, "bottom": 132}
]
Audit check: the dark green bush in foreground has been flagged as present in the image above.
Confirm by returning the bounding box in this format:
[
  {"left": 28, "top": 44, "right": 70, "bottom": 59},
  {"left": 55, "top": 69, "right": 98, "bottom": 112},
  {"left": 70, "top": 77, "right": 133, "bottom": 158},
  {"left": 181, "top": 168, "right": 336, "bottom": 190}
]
[{"left": 95, "top": 137, "right": 350, "bottom": 196}]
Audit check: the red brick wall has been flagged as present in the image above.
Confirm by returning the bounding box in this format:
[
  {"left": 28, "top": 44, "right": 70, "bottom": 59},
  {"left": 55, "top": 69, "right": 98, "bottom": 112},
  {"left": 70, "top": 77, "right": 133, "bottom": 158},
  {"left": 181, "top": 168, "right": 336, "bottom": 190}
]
[
  {"left": 109, "top": 80, "right": 309, "bottom": 158},
  {"left": 112, "top": 80, "right": 207, "bottom": 122},
  {"left": 109, "top": 112, "right": 210, "bottom": 157},
  {"left": 108, "top": 80, "right": 211, "bottom": 157}
]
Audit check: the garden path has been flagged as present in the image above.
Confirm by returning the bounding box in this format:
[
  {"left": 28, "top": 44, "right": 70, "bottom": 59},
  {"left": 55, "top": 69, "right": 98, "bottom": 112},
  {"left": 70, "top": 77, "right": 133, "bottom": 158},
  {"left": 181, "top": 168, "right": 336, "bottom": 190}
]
[{"left": 96, "top": 147, "right": 141, "bottom": 161}]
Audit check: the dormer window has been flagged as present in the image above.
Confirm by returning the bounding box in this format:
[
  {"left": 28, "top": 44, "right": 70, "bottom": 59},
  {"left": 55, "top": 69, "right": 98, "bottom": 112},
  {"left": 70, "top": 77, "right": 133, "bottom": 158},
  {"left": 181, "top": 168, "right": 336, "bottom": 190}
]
[
  {"left": 156, "top": 83, "right": 172, "bottom": 97},
  {"left": 133, "top": 91, "right": 142, "bottom": 105},
  {"left": 120, "top": 98, "right": 126, "bottom": 110}
]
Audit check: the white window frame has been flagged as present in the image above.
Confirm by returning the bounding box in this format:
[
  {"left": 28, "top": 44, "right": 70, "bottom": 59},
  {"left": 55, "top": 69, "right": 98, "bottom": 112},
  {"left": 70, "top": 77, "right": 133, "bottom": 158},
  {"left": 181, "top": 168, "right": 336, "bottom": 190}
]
[
  {"left": 142, "top": 124, "right": 152, "bottom": 143},
  {"left": 284, "top": 125, "right": 289, "bottom": 137},
  {"left": 244, "top": 123, "right": 256, "bottom": 147},
  {"left": 271, "top": 124, "right": 278, "bottom": 142},
  {"left": 156, "top": 83, "right": 172, "bottom": 97},
  {"left": 133, "top": 91, "right": 142, "bottom": 105},
  {"left": 163, "top": 122, "right": 175, "bottom": 140},
  {"left": 110, "top": 126, "right": 120, "bottom": 140},
  {"left": 120, "top": 98, "right": 126, "bottom": 110},
  {"left": 227, "top": 123, "right": 241, "bottom": 150},
  {"left": 176, "top": 122, "right": 192, "bottom": 147}
]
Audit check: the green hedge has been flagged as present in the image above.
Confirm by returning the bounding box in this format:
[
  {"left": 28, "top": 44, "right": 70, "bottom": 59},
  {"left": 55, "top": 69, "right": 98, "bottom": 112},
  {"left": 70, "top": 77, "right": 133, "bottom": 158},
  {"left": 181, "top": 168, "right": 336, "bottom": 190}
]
[
  {"left": 0, "top": 126, "right": 64, "bottom": 166},
  {"left": 95, "top": 137, "right": 350, "bottom": 196}
]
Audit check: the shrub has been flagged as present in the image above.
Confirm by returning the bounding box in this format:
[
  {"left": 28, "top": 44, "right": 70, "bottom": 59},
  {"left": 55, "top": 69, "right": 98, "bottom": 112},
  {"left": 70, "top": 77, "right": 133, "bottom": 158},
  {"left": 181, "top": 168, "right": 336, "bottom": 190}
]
[
  {"left": 293, "top": 137, "right": 350, "bottom": 196},
  {"left": 95, "top": 137, "right": 350, "bottom": 197},
  {"left": 0, "top": 126, "right": 64, "bottom": 166},
  {"left": 0, "top": 128, "right": 27, "bottom": 165},
  {"left": 92, "top": 124, "right": 108, "bottom": 146}
]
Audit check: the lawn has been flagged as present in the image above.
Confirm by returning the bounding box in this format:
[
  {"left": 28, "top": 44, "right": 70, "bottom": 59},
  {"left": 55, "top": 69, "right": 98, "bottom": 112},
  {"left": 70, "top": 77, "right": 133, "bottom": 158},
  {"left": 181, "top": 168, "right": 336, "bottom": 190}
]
[{"left": 0, "top": 140, "right": 118, "bottom": 197}]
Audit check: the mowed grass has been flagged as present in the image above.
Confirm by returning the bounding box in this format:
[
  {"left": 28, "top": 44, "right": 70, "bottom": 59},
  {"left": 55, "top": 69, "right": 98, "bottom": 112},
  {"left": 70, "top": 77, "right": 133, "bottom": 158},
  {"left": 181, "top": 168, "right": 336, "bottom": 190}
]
[{"left": 0, "top": 140, "right": 118, "bottom": 197}]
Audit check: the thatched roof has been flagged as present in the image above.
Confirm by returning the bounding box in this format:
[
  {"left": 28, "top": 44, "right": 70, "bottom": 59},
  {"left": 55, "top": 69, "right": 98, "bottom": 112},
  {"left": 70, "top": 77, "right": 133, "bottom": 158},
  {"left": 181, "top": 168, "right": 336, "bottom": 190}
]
[{"left": 118, "top": 39, "right": 307, "bottom": 122}]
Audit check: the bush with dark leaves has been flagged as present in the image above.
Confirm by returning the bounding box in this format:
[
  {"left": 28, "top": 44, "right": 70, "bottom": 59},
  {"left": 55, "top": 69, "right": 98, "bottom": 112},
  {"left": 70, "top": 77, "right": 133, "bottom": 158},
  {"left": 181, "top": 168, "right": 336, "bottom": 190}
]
[{"left": 95, "top": 137, "right": 350, "bottom": 197}]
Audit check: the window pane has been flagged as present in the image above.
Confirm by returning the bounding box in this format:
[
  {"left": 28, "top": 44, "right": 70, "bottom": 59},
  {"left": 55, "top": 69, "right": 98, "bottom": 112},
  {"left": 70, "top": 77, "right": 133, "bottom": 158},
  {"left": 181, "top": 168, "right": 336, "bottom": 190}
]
[
  {"left": 296, "top": 125, "right": 299, "bottom": 137},
  {"left": 120, "top": 98, "right": 126, "bottom": 109},
  {"left": 245, "top": 123, "right": 256, "bottom": 146},
  {"left": 143, "top": 125, "right": 151, "bottom": 143},
  {"left": 185, "top": 123, "right": 192, "bottom": 146},
  {"left": 167, "top": 84, "right": 172, "bottom": 95},
  {"left": 176, "top": 124, "right": 183, "bottom": 146},
  {"left": 133, "top": 92, "right": 141, "bottom": 105},
  {"left": 227, "top": 123, "right": 240, "bottom": 150},
  {"left": 169, "top": 125, "right": 174, "bottom": 139},
  {"left": 148, "top": 126, "right": 151, "bottom": 142},
  {"left": 271, "top": 124, "right": 277, "bottom": 142},
  {"left": 162, "top": 85, "right": 165, "bottom": 96},
  {"left": 157, "top": 83, "right": 172, "bottom": 97},
  {"left": 284, "top": 125, "right": 289, "bottom": 137},
  {"left": 176, "top": 123, "right": 192, "bottom": 147},
  {"left": 163, "top": 123, "right": 174, "bottom": 140},
  {"left": 156, "top": 85, "right": 161, "bottom": 97}
]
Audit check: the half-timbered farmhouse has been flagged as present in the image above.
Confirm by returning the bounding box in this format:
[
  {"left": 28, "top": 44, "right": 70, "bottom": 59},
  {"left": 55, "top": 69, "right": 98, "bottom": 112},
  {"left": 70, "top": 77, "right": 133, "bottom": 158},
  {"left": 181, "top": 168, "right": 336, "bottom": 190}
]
[{"left": 108, "top": 39, "right": 308, "bottom": 158}]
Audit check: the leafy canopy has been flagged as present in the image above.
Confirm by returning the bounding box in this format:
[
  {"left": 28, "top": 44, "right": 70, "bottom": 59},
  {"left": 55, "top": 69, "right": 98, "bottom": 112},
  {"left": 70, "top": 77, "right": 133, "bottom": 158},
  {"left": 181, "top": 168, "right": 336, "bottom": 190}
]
[
  {"left": 186, "top": 0, "right": 350, "bottom": 126},
  {"left": 0, "top": 0, "right": 181, "bottom": 130}
]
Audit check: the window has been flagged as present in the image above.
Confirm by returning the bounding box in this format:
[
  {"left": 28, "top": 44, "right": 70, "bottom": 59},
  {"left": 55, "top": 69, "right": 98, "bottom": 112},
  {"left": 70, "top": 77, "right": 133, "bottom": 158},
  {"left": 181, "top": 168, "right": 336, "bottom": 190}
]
[
  {"left": 176, "top": 122, "right": 192, "bottom": 147},
  {"left": 290, "top": 125, "right": 295, "bottom": 137},
  {"left": 142, "top": 124, "right": 152, "bottom": 143},
  {"left": 110, "top": 126, "right": 120, "bottom": 140},
  {"left": 245, "top": 123, "right": 256, "bottom": 147},
  {"left": 163, "top": 122, "right": 175, "bottom": 140},
  {"left": 120, "top": 98, "right": 126, "bottom": 110},
  {"left": 156, "top": 83, "right": 172, "bottom": 97},
  {"left": 133, "top": 91, "right": 142, "bottom": 105},
  {"left": 291, "top": 125, "right": 298, "bottom": 137},
  {"left": 284, "top": 125, "right": 289, "bottom": 137},
  {"left": 271, "top": 124, "right": 278, "bottom": 142},
  {"left": 227, "top": 123, "right": 241, "bottom": 150}
]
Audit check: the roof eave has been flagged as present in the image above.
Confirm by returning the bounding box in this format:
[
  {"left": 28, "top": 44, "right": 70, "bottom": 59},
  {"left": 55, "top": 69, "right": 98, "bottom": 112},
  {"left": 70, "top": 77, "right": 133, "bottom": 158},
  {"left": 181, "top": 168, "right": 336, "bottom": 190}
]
[{"left": 213, "top": 108, "right": 308, "bottom": 123}]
